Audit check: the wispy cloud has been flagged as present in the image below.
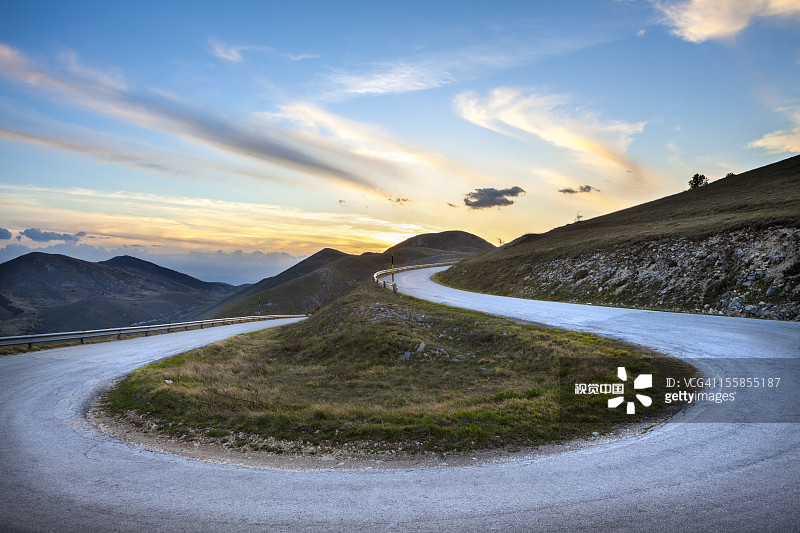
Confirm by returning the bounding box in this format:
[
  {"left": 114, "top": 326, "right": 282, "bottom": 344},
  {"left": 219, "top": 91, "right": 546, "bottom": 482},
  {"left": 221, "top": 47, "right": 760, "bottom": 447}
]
[
  {"left": 749, "top": 108, "right": 800, "bottom": 153},
  {"left": 455, "top": 87, "right": 645, "bottom": 171},
  {"left": 654, "top": 0, "right": 800, "bottom": 43},
  {"left": 59, "top": 50, "right": 127, "bottom": 91},
  {"left": 464, "top": 186, "right": 525, "bottom": 209},
  {"left": 263, "top": 101, "right": 498, "bottom": 187},
  {"left": 0, "top": 124, "right": 292, "bottom": 185},
  {"left": 325, "top": 61, "right": 453, "bottom": 97},
  {"left": 208, "top": 38, "right": 264, "bottom": 62},
  {"left": 287, "top": 52, "right": 319, "bottom": 61},
  {"left": 0, "top": 184, "right": 434, "bottom": 256},
  {"left": 209, "top": 38, "right": 318, "bottom": 63},
  {"left": 0, "top": 43, "right": 383, "bottom": 192},
  {"left": 321, "top": 39, "right": 593, "bottom": 100}
]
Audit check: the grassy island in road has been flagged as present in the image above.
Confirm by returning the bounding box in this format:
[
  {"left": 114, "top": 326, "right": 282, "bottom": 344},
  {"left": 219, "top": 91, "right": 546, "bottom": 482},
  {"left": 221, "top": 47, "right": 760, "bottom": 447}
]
[{"left": 100, "top": 284, "right": 696, "bottom": 454}]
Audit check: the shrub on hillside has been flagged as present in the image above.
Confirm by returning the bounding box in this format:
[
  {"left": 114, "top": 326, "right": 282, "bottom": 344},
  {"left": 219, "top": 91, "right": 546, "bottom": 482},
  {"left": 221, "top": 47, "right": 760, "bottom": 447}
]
[{"left": 688, "top": 173, "right": 708, "bottom": 189}]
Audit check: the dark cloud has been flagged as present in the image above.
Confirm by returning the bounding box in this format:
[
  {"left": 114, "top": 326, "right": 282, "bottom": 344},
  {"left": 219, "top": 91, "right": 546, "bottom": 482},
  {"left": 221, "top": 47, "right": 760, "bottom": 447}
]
[
  {"left": 447, "top": 202, "right": 459, "bottom": 208},
  {"left": 388, "top": 197, "right": 410, "bottom": 205},
  {"left": 558, "top": 185, "right": 600, "bottom": 194},
  {"left": 338, "top": 199, "right": 347, "bottom": 206},
  {"left": 0, "top": 227, "right": 11, "bottom": 240},
  {"left": 464, "top": 186, "right": 526, "bottom": 209},
  {"left": 19, "top": 228, "right": 86, "bottom": 243}
]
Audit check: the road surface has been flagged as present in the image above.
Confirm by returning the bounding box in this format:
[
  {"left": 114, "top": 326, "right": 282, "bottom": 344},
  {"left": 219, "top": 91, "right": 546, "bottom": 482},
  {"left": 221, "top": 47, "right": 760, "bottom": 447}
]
[{"left": 1, "top": 269, "right": 798, "bottom": 532}]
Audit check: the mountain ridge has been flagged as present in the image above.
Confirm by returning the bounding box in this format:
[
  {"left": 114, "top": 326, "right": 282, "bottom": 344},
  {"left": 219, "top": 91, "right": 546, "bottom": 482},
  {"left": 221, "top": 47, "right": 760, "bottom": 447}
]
[
  {"left": 99, "top": 255, "right": 240, "bottom": 296},
  {"left": 0, "top": 230, "right": 493, "bottom": 335},
  {"left": 198, "top": 231, "right": 493, "bottom": 319},
  {"left": 0, "top": 252, "right": 241, "bottom": 335}
]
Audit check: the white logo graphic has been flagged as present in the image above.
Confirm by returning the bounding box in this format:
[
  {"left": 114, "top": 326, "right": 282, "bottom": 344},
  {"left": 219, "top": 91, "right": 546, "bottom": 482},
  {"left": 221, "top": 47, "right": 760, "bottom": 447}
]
[{"left": 608, "top": 367, "right": 652, "bottom": 414}]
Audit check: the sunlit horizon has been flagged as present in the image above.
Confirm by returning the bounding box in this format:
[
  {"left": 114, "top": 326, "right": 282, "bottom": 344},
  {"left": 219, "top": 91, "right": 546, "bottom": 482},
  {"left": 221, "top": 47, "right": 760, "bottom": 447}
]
[{"left": 1, "top": 0, "right": 798, "bottom": 283}]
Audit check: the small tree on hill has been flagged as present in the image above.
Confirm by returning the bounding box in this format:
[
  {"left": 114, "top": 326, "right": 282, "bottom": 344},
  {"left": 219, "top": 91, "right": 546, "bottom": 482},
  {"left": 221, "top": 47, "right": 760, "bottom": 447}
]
[{"left": 688, "top": 173, "right": 708, "bottom": 189}]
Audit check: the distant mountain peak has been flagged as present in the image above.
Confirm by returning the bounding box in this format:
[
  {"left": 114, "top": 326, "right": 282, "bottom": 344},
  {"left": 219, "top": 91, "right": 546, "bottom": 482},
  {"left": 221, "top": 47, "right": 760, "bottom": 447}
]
[
  {"left": 389, "top": 230, "right": 494, "bottom": 253},
  {"left": 0, "top": 252, "right": 238, "bottom": 335}
]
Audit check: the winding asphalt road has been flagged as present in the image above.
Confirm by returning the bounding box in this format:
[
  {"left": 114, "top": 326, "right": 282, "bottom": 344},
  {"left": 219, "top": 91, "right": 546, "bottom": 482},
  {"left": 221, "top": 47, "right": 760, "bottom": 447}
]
[{"left": 2, "top": 268, "right": 799, "bottom": 532}]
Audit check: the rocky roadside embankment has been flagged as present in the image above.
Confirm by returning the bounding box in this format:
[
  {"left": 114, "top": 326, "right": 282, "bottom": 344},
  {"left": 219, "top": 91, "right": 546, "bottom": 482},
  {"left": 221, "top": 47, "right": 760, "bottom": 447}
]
[{"left": 512, "top": 227, "right": 800, "bottom": 320}]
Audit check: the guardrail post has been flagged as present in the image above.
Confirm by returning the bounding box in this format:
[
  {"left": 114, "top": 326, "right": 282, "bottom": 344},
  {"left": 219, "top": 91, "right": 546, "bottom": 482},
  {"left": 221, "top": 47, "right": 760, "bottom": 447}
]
[
  {"left": 80, "top": 337, "right": 85, "bottom": 344},
  {"left": 28, "top": 342, "right": 33, "bottom": 349}
]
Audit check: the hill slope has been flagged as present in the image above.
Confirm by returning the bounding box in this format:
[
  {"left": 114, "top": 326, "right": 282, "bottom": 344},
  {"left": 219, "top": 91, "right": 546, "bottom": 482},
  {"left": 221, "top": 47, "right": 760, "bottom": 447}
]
[
  {"left": 391, "top": 230, "right": 494, "bottom": 253},
  {"left": 202, "top": 231, "right": 494, "bottom": 319},
  {"left": 437, "top": 156, "right": 800, "bottom": 320},
  {"left": 198, "top": 248, "right": 348, "bottom": 318},
  {"left": 0, "top": 253, "right": 239, "bottom": 335},
  {"left": 99, "top": 255, "right": 238, "bottom": 296}
]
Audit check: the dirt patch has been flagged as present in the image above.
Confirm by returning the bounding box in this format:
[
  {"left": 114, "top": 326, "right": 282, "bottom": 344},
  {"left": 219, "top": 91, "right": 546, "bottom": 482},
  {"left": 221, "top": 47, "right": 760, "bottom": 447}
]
[{"left": 88, "top": 396, "right": 675, "bottom": 471}]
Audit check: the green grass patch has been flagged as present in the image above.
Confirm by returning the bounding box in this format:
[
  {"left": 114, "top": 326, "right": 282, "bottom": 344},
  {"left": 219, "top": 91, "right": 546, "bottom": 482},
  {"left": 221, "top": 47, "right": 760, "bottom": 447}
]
[{"left": 99, "top": 284, "right": 696, "bottom": 453}]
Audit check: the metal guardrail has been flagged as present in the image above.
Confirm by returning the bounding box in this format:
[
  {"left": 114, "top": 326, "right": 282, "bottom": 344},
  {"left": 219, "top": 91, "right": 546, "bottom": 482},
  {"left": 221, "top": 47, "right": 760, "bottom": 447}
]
[
  {"left": 373, "top": 261, "right": 459, "bottom": 292},
  {"left": 0, "top": 314, "right": 307, "bottom": 349}
]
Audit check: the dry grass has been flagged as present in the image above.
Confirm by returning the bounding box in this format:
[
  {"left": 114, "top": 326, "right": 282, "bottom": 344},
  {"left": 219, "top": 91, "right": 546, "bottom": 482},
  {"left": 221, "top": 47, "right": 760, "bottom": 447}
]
[{"left": 100, "top": 284, "right": 696, "bottom": 453}]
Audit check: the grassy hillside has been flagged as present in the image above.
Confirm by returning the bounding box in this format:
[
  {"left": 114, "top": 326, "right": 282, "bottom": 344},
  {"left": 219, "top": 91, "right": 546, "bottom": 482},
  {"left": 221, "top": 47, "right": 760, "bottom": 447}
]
[
  {"left": 100, "top": 283, "right": 695, "bottom": 455},
  {"left": 201, "top": 231, "right": 492, "bottom": 319},
  {"left": 437, "top": 155, "right": 800, "bottom": 318},
  {"left": 462, "top": 155, "right": 798, "bottom": 264},
  {"left": 37, "top": 292, "right": 216, "bottom": 333},
  {"left": 0, "top": 252, "right": 239, "bottom": 335},
  {"left": 197, "top": 248, "right": 348, "bottom": 318},
  {"left": 390, "top": 230, "right": 494, "bottom": 253},
  {"left": 204, "top": 247, "right": 472, "bottom": 318},
  {"left": 99, "top": 255, "right": 239, "bottom": 296}
]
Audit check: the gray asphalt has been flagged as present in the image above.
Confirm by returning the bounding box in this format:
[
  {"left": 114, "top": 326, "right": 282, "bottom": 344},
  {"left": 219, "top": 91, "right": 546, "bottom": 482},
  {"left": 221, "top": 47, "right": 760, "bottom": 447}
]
[{"left": 1, "top": 270, "right": 799, "bottom": 532}]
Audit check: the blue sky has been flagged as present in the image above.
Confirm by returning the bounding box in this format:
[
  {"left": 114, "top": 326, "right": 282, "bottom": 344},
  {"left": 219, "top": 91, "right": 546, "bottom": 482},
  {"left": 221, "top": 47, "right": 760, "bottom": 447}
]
[{"left": 0, "top": 0, "right": 798, "bottom": 283}]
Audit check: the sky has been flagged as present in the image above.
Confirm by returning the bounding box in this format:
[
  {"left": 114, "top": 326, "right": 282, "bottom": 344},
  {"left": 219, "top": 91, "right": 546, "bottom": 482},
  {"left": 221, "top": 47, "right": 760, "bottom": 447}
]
[{"left": 0, "top": 0, "right": 798, "bottom": 284}]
